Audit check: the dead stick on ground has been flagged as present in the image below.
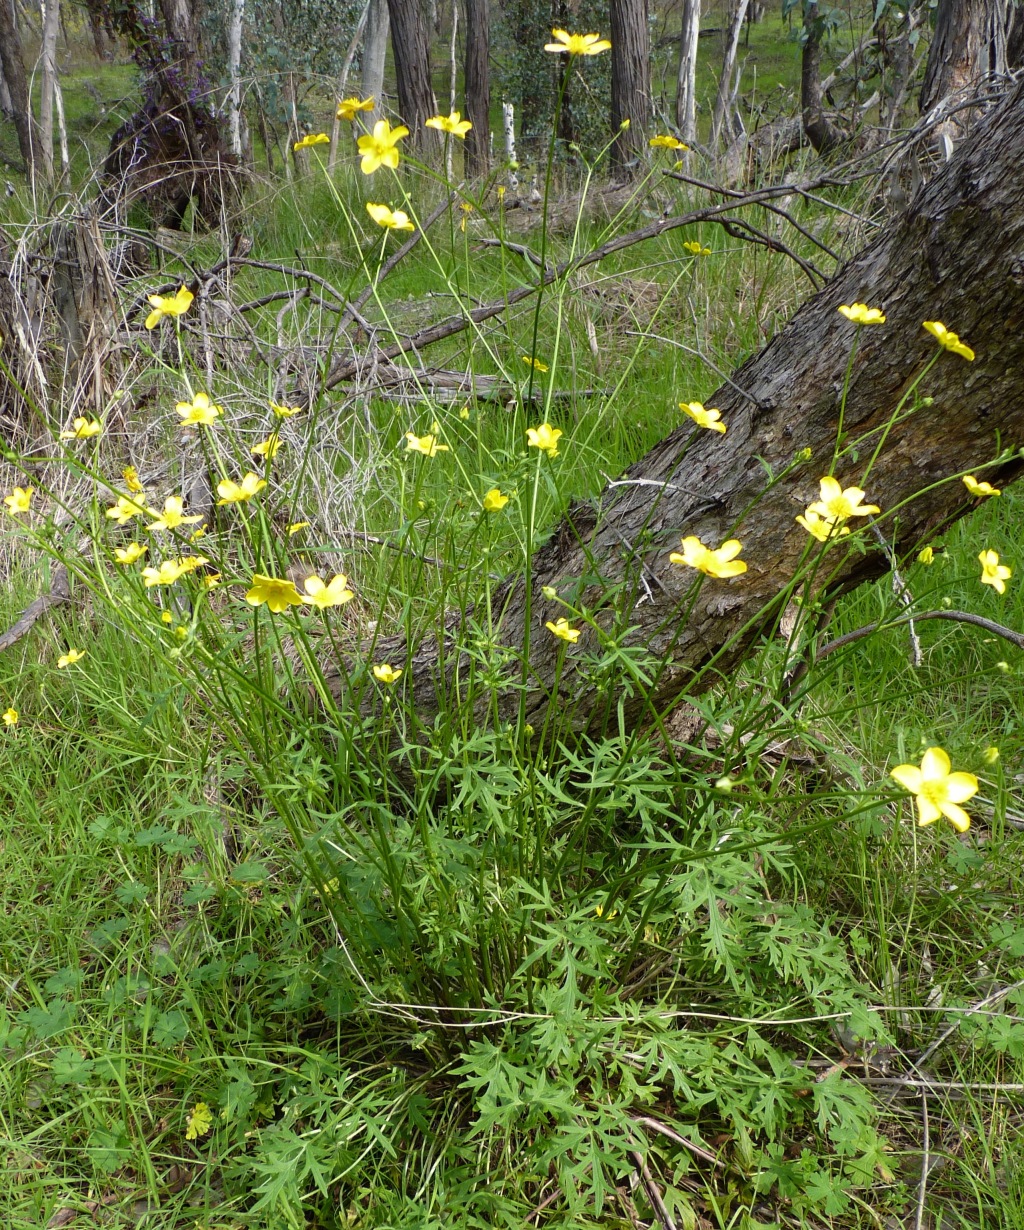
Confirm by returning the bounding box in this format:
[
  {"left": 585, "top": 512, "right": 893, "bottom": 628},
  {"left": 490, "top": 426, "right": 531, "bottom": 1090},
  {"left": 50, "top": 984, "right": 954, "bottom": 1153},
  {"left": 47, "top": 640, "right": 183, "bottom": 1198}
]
[
  {"left": 630, "top": 1151, "right": 679, "bottom": 1230},
  {"left": 0, "top": 564, "right": 71, "bottom": 653},
  {"left": 321, "top": 176, "right": 850, "bottom": 390}
]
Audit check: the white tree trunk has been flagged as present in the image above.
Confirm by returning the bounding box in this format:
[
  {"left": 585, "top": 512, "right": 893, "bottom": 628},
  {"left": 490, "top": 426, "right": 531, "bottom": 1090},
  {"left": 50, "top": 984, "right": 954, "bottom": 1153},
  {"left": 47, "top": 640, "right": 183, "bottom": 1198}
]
[
  {"left": 710, "top": 0, "right": 750, "bottom": 148},
  {"left": 38, "top": 0, "right": 60, "bottom": 184},
  {"left": 675, "top": 0, "right": 701, "bottom": 143},
  {"left": 361, "top": 0, "right": 390, "bottom": 125},
  {"left": 328, "top": 0, "right": 369, "bottom": 170},
  {"left": 53, "top": 74, "right": 69, "bottom": 182},
  {"left": 225, "top": 0, "right": 245, "bottom": 158},
  {"left": 446, "top": 0, "right": 458, "bottom": 177}
]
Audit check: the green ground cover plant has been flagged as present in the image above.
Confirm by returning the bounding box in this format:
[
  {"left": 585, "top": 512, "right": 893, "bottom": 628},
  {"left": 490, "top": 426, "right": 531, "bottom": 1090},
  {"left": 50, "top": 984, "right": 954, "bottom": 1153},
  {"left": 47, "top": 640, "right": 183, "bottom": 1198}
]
[{"left": 2, "top": 20, "right": 1024, "bottom": 1230}]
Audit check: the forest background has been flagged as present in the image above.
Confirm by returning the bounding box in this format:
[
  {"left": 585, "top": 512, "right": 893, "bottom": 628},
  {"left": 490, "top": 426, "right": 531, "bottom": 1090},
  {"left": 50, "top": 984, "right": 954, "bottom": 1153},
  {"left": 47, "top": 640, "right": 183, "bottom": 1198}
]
[{"left": 3, "top": 2, "right": 1024, "bottom": 1229}]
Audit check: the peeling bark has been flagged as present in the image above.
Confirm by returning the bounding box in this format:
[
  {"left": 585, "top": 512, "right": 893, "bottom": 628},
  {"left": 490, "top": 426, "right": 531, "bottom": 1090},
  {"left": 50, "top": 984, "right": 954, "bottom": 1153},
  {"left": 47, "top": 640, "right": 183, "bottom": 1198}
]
[
  {"left": 334, "top": 78, "right": 1024, "bottom": 733},
  {"left": 610, "top": 0, "right": 651, "bottom": 176}
]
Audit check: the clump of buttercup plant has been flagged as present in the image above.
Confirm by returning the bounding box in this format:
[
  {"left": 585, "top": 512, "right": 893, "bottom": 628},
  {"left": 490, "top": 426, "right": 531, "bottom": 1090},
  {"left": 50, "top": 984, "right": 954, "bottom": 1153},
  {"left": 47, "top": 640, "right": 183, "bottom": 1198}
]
[{"left": 1, "top": 26, "right": 1022, "bottom": 1230}]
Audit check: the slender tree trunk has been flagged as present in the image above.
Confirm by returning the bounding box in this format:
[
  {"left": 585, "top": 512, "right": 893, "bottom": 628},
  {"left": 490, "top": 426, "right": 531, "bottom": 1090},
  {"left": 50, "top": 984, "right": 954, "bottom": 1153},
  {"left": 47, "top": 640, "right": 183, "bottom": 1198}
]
[
  {"left": 39, "top": 0, "right": 61, "bottom": 184},
  {"left": 802, "top": 2, "right": 845, "bottom": 153},
  {"left": 610, "top": 0, "right": 651, "bottom": 176},
  {"left": 328, "top": 0, "right": 369, "bottom": 171},
  {"left": 387, "top": 0, "right": 439, "bottom": 149},
  {"left": 710, "top": 0, "right": 749, "bottom": 148},
  {"left": 362, "top": 0, "right": 390, "bottom": 125},
  {"left": 921, "top": 0, "right": 1009, "bottom": 118},
  {"left": 225, "top": 0, "right": 245, "bottom": 158},
  {"left": 332, "top": 77, "right": 1024, "bottom": 735},
  {"left": 0, "top": 0, "right": 35, "bottom": 175},
  {"left": 675, "top": 0, "right": 701, "bottom": 143},
  {"left": 463, "top": 0, "right": 489, "bottom": 175}
]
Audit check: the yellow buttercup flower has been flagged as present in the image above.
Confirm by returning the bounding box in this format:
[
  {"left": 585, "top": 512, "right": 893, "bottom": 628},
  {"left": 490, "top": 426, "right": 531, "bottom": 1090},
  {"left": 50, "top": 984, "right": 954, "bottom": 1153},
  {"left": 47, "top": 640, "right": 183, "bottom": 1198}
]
[
  {"left": 141, "top": 556, "right": 207, "bottom": 587},
  {"left": 145, "top": 284, "right": 193, "bottom": 329},
  {"left": 963, "top": 475, "right": 1000, "bottom": 498},
  {"left": 114, "top": 542, "right": 147, "bottom": 565},
  {"left": 923, "top": 320, "right": 974, "bottom": 361},
  {"left": 796, "top": 509, "right": 851, "bottom": 542},
  {"left": 680, "top": 402, "right": 726, "bottom": 433},
  {"left": 890, "top": 747, "right": 978, "bottom": 833},
  {"left": 838, "top": 303, "right": 886, "bottom": 325},
  {"left": 526, "top": 424, "right": 562, "bottom": 458},
  {"left": 216, "top": 472, "right": 267, "bottom": 505},
  {"left": 251, "top": 437, "right": 282, "bottom": 459},
  {"left": 425, "top": 110, "right": 472, "bottom": 138},
  {"left": 405, "top": 432, "right": 448, "bottom": 457},
  {"left": 106, "top": 494, "right": 147, "bottom": 525},
  {"left": 522, "top": 355, "right": 549, "bottom": 372},
  {"left": 245, "top": 574, "right": 304, "bottom": 613},
  {"left": 287, "top": 521, "right": 310, "bottom": 535},
  {"left": 147, "top": 496, "right": 203, "bottom": 532},
  {"left": 123, "top": 465, "right": 143, "bottom": 493},
  {"left": 983, "top": 746, "right": 1000, "bottom": 765},
  {"left": 670, "top": 536, "right": 747, "bottom": 578},
  {"left": 57, "top": 648, "right": 85, "bottom": 669},
  {"left": 337, "top": 96, "right": 374, "bottom": 121},
  {"left": 650, "top": 134, "right": 688, "bottom": 150},
  {"left": 185, "top": 1102, "right": 213, "bottom": 1141},
  {"left": 304, "top": 573, "right": 355, "bottom": 609},
  {"left": 357, "top": 119, "right": 409, "bottom": 174},
  {"left": 175, "top": 392, "right": 223, "bottom": 427},
  {"left": 61, "top": 416, "right": 102, "bottom": 440},
  {"left": 544, "top": 28, "right": 611, "bottom": 56},
  {"left": 682, "top": 241, "right": 711, "bottom": 256},
  {"left": 979, "top": 549, "right": 1011, "bottom": 594},
  {"left": 293, "top": 132, "right": 330, "bottom": 151},
  {"left": 482, "top": 488, "right": 509, "bottom": 512},
  {"left": 366, "top": 202, "right": 415, "bottom": 231},
  {"left": 917, "top": 546, "right": 934, "bottom": 565},
  {"left": 373, "top": 663, "right": 403, "bottom": 684},
  {"left": 270, "top": 400, "right": 302, "bottom": 418},
  {"left": 2, "top": 707, "right": 18, "bottom": 728},
  {"left": 807, "top": 476, "right": 880, "bottom": 522},
  {"left": 546, "top": 617, "right": 580, "bottom": 643},
  {"left": 4, "top": 486, "right": 33, "bottom": 515}
]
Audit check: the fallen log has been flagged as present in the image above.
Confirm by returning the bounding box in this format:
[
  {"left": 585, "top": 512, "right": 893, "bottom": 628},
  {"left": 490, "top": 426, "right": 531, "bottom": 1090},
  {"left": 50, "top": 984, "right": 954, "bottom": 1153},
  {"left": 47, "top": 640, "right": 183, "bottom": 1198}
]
[{"left": 330, "top": 76, "right": 1024, "bottom": 732}]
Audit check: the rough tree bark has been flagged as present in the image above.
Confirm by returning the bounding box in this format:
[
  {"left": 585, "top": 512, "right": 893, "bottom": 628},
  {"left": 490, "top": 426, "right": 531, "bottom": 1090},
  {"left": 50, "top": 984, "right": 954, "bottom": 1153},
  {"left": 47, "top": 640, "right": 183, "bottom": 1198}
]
[
  {"left": 463, "top": 0, "right": 490, "bottom": 176},
  {"left": 0, "top": 0, "right": 36, "bottom": 175},
  {"left": 710, "top": 0, "right": 749, "bottom": 148},
  {"left": 610, "top": 0, "right": 651, "bottom": 176},
  {"left": 344, "top": 77, "right": 1024, "bottom": 733},
  {"left": 387, "top": 0, "right": 439, "bottom": 150},
  {"left": 921, "top": 0, "right": 1009, "bottom": 117},
  {"left": 675, "top": 0, "right": 701, "bottom": 143}
]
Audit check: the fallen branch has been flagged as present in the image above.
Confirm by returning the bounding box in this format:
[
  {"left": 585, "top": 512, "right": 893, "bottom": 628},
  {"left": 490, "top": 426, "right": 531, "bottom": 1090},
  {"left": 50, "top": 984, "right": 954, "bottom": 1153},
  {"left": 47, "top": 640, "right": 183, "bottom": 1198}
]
[{"left": 0, "top": 564, "right": 71, "bottom": 654}]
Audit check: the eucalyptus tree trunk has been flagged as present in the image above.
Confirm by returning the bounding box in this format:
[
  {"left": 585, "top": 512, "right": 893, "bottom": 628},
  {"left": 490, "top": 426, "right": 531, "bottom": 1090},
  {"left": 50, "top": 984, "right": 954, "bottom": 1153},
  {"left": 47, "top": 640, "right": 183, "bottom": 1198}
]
[
  {"left": 362, "top": 0, "right": 390, "bottom": 125},
  {"left": 802, "top": 1, "right": 845, "bottom": 152},
  {"left": 225, "top": 0, "right": 245, "bottom": 157},
  {"left": 675, "top": 0, "right": 701, "bottom": 143},
  {"left": 921, "top": 0, "right": 1009, "bottom": 116},
  {"left": 709, "top": 0, "right": 749, "bottom": 148},
  {"left": 39, "top": 0, "right": 61, "bottom": 184},
  {"left": 610, "top": 0, "right": 651, "bottom": 176},
  {"left": 336, "top": 77, "right": 1024, "bottom": 734},
  {"left": 463, "top": 0, "right": 489, "bottom": 175},
  {"left": 387, "top": 0, "right": 439, "bottom": 149},
  {"left": 0, "top": 0, "right": 36, "bottom": 175}
]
